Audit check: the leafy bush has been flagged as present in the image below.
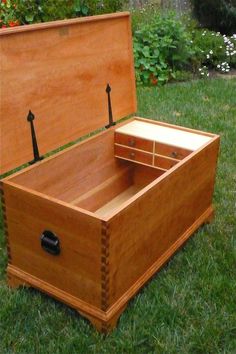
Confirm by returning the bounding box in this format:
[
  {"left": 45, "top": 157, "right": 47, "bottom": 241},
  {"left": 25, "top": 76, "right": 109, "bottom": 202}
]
[
  {"left": 131, "top": 1, "right": 161, "bottom": 33},
  {"left": 85, "top": 0, "right": 127, "bottom": 15},
  {"left": 191, "top": 0, "right": 236, "bottom": 35},
  {"left": 13, "top": 0, "right": 76, "bottom": 25},
  {"left": 133, "top": 12, "right": 194, "bottom": 85},
  {"left": 0, "top": 0, "right": 127, "bottom": 28},
  {"left": 191, "top": 29, "right": 236, "bottom": 76}
]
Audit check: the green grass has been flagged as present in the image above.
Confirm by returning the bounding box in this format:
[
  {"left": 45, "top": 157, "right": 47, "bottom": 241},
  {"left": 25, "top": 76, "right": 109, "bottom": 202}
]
[{"left": 1, "top": 78, "right": 236, "bottom": 354}]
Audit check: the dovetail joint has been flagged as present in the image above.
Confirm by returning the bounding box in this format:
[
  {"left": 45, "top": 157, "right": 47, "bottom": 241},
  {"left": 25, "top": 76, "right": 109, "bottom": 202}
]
[
  {"left": 0, "top": 185, "right": 11, "bottom": 263},
  {"left": 101, "top": 222, "right": 110, "bottom": 311}
]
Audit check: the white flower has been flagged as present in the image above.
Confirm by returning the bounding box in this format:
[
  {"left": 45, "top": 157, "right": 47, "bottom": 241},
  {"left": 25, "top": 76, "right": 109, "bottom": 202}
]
[
  {"left": 206, "top": 54, "right": 210, "bottom": 59},
  {"left": 209, "top": 50, "right": 213, "bottom": 54},
  {"left": 207, "top": 73, "right": 210, "bottom": 77},
  {"left": 217, "top": 64, "right": 220, "bottom": 68}
]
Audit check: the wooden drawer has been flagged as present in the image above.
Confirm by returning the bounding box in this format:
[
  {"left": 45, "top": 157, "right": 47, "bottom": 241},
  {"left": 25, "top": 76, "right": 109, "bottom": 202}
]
[
  {"left": 115, "top": 133, "right": 153, "bottom": 152},
  {"left": 154, "top": 155, "right": 179, "bottom": 170},
  {"left": 115, "top": 144, "right": 153, "bottom": 165},
  {"left": 155, "top": 142, "right": 192, "bottom": 160}
]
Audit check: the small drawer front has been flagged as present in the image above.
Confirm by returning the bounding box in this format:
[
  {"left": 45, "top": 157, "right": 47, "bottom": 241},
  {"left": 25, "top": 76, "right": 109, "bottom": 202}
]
[
  {"left": 115, "top": 133, "right": 153, "bottom": 152},
  {"left": 155, "top": 142, "right": 191, "bottom": 160},
  {"left": 154, "top": 155, "right": 179, "bottom": 170},
  {"left": 115, "top": 145, "right": 153, "bottom": 165}
]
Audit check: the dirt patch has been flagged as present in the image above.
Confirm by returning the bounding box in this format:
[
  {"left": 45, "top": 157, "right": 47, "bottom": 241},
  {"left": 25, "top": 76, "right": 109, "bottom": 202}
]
[{"left": 212, "top": 69, "right": 236, "bottom": 79}]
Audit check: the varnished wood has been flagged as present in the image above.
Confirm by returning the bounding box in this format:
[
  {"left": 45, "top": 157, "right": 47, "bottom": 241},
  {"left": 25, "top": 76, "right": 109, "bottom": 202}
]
[
  {"left": 2, "top": 118, "right": 219, "bottom": 333},
  {"left": 0, "top": 12, "right": 220, "bottom": 333},
  {"left": 115, "top": 144, "right": 153, "bottom": 165},
  {"left": 115, "top": 119, "right": 213, "bottom": 150},
  {"left": 0, "top": 12, "right": 130, "bottom": 36},
  {"left": 115, "top": 132, "right": 153, "bottom": 152},
  {"left": 3, "top": 182, "right": 103, "bottom": 307},
  {"left": 107, "top": 137, "right": 220, "bottom": 304},
  {"left": 103, "top": 206, "right": 214, "bottom": 318},
  {"left": 95, "top": 186, "right": 140, "bottom": 218},
  {"left": 155, "top": 142, "right": 192, "bottom": 160},
  {"left": 10, "top": 128, "right": 129, "bottom": 203},
  {"left": 7, "top": 271, "right": 29, "bottom": 289},
  {"left": 0, "top": 182, "right": 11, "bottom": 264},
  {"left": 7, "top": 264, "right": 106, "bottom": 319},
  {"left": 135, "top": 116, "right": 215, "bottom": 138},
  {"left": 71, "top": 166, "right": 133, "bottom": 206},
  {"left": 154, "top": 154, "right": 179, "bottom": 170},
  {"left": 95, "top": 165, "right": 163, "bottom": 218},
  {"left": 0, "top": 13, "right": 136, "bottom": 174},
  {"left": 79, "top": 304, "right": 126, "bottom": 333}
]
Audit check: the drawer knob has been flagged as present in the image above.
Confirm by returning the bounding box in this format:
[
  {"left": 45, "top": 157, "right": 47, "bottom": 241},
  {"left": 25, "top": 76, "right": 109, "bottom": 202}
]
[
  {"left": 171, "top": 151, "right": 178, "bottom": 158},
  {"left": 129, "top": 152, "right": 136, "bottom": 159},
  {"left": 128, "top": 139, "right": 136, "bottom": 147},
  {"left": 41, "top": 230, "right": 60, "bottom": 256}
]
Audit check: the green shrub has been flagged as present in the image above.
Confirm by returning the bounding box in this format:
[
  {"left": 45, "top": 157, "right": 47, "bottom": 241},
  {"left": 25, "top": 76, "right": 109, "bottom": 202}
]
[
  {"left": 191, "top": 0, "right": 236, "bottom": 35},
  {"left": 14, "top": 0, "right": 75, "bottom": 24},
  {"left": 0, "top": 0, "right": 127, "bottom": 27},
  {"left": 131, "top": 1, "right": 161, "bottom": 33},
  {"left": 133, "top": 12, "right": 194, "bottom": 85},
  {"left": 191, "top": 29, "right": 236, "bottom": 74},
  {"left": 191, "top": 29, "right": 226, "bottom": 70},
  {"left": 85, "top": 0, "right": 127, "bottom": 15}
]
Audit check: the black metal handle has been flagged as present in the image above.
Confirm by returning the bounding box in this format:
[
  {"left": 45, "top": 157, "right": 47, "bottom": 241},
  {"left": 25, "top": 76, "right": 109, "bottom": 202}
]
[{"left": 41, "top": 230, "right": 60, "bottom": 255}]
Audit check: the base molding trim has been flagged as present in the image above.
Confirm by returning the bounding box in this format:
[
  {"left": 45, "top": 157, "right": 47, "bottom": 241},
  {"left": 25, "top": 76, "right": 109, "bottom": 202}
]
[{"left": 7, "top": 205, "right": 214, "bottom": 333}]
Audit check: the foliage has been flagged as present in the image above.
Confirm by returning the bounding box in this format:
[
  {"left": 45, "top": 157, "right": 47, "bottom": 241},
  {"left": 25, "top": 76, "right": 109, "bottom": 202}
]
[
  {"left": 132, "top": 5, "right": 236, "bottom": 85},
  {"left": 84, "top": 0, "right": 127, "bottom": 15},
  {"left": 191, "top": 0, "right": 236, "bottom": 35},
  {"left": 0, "top": 0, "right": 19, "bottom": 27},
  {"left": 13, "top": 0, "right": 75, "bottom": 25},
  {"left": 0, "top": 0, "right": 127, "bottom": 28},
  {"left": 133, "top": 12, "right": 194, "bottom": 85},
  {"left": 131, "top": 1, "right": 161, "bottom": 33},
  {"left": 191, "top": 29, "right": 236, "bottom": 76}
]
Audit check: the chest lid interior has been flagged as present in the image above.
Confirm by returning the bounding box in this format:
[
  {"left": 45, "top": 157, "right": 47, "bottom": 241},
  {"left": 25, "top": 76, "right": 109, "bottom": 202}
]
[{"left": 0, "top": 12, "right": 136, "bottom": 175}]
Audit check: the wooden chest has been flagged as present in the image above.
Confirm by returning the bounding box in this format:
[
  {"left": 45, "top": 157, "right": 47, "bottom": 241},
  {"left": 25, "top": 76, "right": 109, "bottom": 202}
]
[{"left": 0, "top": 13, "right": 220, "bottom": 333}]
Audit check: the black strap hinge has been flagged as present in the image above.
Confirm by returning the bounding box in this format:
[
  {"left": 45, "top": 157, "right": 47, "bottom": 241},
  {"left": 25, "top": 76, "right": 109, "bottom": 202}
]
[
  {"left": 105, "top": 83, "right": 116, "bottom": 129},
  {"left": 27, "top": 110, "right": 44, "bottom": 165}
]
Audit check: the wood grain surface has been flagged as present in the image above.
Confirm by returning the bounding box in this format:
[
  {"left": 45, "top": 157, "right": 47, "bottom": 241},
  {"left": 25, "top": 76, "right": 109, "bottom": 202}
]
[
  {"left": 108, "top": 136, "right": 220, "bottom": 304},
  {"left": 3, "top": 181, "right": 102, "bottom": 307},
  {"left": 0, "top": 12, "right": 136, "bottom": 174}
]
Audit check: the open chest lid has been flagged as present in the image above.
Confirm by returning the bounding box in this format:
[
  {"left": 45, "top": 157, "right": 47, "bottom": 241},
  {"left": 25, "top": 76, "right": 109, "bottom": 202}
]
[{"left": 0, "top": 12, "right": 137, "bottom": 175}]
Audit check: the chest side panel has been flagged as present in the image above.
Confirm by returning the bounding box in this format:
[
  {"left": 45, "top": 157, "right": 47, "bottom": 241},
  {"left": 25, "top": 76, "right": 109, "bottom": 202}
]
[
  {"left": 108, "top": 138, "right": 220, "bottom": 306},
  {"left": 0, "top": 13, "right": 136, "bottom": 174},
  {"left": 2, "top": 182, "right": 102, "bottom": 308}
]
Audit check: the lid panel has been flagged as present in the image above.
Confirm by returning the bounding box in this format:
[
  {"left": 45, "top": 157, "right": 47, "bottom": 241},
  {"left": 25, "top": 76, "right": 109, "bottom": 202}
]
[{"left": 0, "top": 13, "right": 136, "bottom": 174}]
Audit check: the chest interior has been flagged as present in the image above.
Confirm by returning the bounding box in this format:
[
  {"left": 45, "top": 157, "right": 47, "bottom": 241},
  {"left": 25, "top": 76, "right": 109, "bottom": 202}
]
[{"left": 8, "top": 117, "right": 214, "bottom": 220}]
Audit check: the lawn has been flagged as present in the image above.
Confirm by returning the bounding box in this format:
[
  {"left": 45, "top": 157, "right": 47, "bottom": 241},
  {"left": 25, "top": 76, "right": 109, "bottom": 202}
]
[{"left": 0, "top": 78, "right": 235, "bottom": 354}]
